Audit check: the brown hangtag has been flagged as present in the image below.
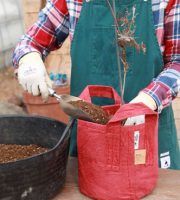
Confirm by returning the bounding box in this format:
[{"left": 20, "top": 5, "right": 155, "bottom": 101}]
[{"left": 135, "top": 149, "right": 146, "bottom": 165}]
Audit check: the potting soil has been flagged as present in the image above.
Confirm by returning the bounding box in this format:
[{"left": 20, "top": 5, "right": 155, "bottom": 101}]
[
  {"left": 0, "top": 144, "right": 48, "bottom": 163},
  {"left": 69, "top": 100, "right": 109, "bottom": 124}
]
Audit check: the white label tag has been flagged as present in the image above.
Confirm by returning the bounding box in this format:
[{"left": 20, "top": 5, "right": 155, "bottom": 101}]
[
  {"left": 160, "top": 152, "right": 169, "bottom": 157},
  {"left": 160, "top": 156, "right": 171, "bottom": 169},
  {"left": 134, "top": 131, "right": 140, "bottom": 150}
]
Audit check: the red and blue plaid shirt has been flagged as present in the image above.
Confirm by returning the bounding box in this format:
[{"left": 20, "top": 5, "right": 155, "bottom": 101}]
[{"left": 13, "top": 0, "right": 180, "bottom": 112}]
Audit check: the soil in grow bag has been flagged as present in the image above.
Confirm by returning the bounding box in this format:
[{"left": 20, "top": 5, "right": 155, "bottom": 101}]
[
  {"left": 69, "top": 100, "right": 109, "bottom": 124},
  {"left": 0, "top": 144, "right": 48, "bottom": 163}
]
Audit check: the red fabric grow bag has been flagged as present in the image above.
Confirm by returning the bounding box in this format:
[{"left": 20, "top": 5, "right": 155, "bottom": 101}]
[{"left": 77, "top": 85, "right": 158, "bottom": 200}]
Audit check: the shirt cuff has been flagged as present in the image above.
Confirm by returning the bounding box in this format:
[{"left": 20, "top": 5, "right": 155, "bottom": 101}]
[
  {"left": 12, "top": 46, "right": 41, "bottom": 68},
  {"left": 141, "top": 82, "right": 173, "bottom": 113}
]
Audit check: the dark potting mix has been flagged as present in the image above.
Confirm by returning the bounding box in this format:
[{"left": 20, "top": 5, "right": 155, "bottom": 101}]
[
  {"left": 69, "top": 100, "right": 110, "bottom": 124},
  {"left": 0, "top": 144, "right": 48, "bottom": 163}
]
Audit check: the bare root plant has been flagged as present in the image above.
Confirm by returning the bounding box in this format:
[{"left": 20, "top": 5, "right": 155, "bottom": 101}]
[{"left": 106, "top": 0, "right": 146, "bottom": 102}]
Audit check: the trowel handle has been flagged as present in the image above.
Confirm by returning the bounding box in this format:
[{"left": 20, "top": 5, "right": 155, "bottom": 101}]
[
  {"left": 48, "top": 88, "right": 56, "bottom": 96},
  {"left": 48, "top": 88, "right": 62, "bottom": 100}
]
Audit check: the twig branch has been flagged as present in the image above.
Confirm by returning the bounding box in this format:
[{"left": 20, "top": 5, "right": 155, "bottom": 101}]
[
  {"left": 106, "top": 0, "right": 146, "bottom": 103},
  {"left": 107, "top": 0, "right": 124, "bottom": 103}
]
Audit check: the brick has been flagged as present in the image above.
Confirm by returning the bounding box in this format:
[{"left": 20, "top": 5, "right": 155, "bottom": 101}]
[
  {"left": 172, "top": 98, "right": 180, "bottom": 141},
  {"left": 22, "top": 0, "right": 41, "bottom": 13},
  {"left": 172, "top": 98, "right": 180, "bottom": 111},
  {"left": 174, "top": 119, "right": 180, "bottom": 139},
  {"left": 23, "top": 13, "right": 39, "bottom": 30}
]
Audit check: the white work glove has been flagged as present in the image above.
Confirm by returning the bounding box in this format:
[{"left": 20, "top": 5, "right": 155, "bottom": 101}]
[
  {"left": 124, "top": 92, "right": 157, "bottom": 125},
  {"left": 18, "top": 52, "right": 52, "bottom": 101}
]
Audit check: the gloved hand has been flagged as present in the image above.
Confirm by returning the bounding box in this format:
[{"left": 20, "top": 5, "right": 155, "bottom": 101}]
[
  {"left": 124, "top": 92, "right": 157, "bottom": 125},
  {"left": 18, "top": 52, "right": 52, "bottom": 101}
]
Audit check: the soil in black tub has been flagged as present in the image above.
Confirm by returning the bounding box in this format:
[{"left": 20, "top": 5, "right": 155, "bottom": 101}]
[{"left": 0, "top": 144, "right": 49, "bottom": 163}]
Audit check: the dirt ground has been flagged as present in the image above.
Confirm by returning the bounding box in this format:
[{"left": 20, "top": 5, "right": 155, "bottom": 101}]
[
  {"left": 0, "top": 67, "right": 26, "bottom": 115},
  {"left": 0, "top": 67, "right": 23, "bottom": 102}
]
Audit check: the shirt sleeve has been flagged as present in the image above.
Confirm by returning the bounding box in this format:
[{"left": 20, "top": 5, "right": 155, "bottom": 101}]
[
  {"left": 142, "top": 0, "right": 180, "bottom": 113},
  {"left": 12, "top": 0, "right": 69, "bottom": 68}
]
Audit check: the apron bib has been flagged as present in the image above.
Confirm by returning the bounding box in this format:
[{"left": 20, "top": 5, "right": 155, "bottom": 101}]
[{"left": 70, "top": 0, "right": 180, "bottom": 169}]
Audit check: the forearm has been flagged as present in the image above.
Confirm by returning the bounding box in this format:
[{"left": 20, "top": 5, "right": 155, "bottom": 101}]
[
  {"left": 141, "top": 1, "right": 180, "bottom": 113},
  {"left": 12, "top": 34, "right": 45, "bottom": 68},
  {"left": 13, "top": 0, "right": 69, "bottom": 68},
  {"left": 142, "top": 62, "right": 180, "bottom": 112}
]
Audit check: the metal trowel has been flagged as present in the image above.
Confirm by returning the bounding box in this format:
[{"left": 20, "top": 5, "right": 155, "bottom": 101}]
[{"left": 48, "top": 88, "right": 94, "bottom": 122}]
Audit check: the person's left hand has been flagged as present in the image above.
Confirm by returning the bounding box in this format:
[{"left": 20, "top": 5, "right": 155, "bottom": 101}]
[
  {"left": 124, "top": 92, "right": 157, "bottom": 125},
  {"left": 17, "top": 52, "right": 52, "bottom": 101}
]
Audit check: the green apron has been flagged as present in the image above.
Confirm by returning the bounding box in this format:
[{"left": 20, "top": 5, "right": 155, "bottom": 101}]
[{"left": 70, "top": 0, "right": 180, "bottom": 169}]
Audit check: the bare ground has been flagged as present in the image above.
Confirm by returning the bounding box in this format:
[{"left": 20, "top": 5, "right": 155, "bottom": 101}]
[{"left": 0, "top": 67, "right": 26, "bottom": 115}]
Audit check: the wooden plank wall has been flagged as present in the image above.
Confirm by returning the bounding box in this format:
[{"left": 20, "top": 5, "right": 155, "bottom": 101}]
[{"left": 22, "top": 0, "right": 180, "bottom": 145}]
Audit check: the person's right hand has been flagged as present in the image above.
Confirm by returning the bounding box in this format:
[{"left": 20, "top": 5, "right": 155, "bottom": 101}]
[
  {"left": 18, "top": 52, "right": 52, "bottom": 101},
  {"left": 124, "top": 92, "right": 157, "bottom": 125}
]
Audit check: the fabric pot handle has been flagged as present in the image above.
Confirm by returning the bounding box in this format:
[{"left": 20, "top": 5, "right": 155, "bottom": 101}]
[
  {"left": 79, "top": 85, "right": 121, "bottom": 104},
  {"left": 108, "top": 103, "right": 158, "bottom": 124}
]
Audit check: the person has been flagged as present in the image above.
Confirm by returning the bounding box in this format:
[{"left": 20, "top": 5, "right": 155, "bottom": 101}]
[{"left": 13, "top": 0, "right": 180, "bottom": 169}]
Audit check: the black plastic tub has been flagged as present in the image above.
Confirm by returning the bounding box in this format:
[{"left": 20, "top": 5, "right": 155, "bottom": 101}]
[{"left": 0, "top": 116, "right": 73, "bottom": 200}]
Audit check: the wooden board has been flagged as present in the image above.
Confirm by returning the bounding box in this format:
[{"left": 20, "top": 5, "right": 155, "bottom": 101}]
[{"left": 53, "top": 157, "right": 180, "bottom": 200}]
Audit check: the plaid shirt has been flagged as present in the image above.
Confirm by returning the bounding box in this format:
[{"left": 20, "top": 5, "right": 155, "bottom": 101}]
[{"left": 13, "top": 0, "right": 180, "bottom": 112}]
